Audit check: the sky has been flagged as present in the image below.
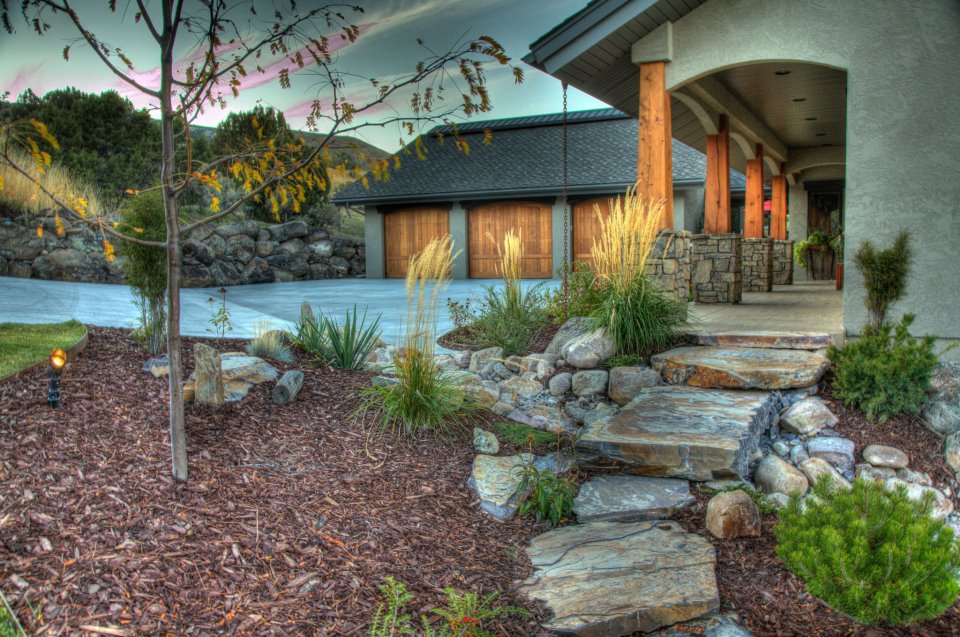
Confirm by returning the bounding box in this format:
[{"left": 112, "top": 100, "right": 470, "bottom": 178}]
[{"left": 0, "top": 0, "right": 608, "bottom": 152}]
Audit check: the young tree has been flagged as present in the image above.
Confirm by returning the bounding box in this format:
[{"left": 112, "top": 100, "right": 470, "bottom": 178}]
[{"left": 0, "top": 0, "right": 523, "bottom": 480}]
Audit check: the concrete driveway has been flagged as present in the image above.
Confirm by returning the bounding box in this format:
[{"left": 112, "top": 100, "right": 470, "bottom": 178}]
[{"left": 0, "top": 276, "right": 556, "bottom": 344}]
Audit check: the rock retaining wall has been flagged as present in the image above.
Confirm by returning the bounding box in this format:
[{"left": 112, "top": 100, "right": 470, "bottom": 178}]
[
  {"left": 648, "top": 230, "right": 691, "bottom": 304},
  {"left": 742, "top": 238, "right": 773, "bottom": 293},
  {"left": 690, "top": 233, "right": 742, "bottom": 304},
  {"left": 772, "top": 239, "right": 794, "bottom": 286},
  {"left": 0, "top": 216, "right": 364, "bottom": 286}
]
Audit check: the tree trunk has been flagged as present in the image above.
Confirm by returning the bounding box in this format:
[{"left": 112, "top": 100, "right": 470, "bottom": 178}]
[{"left": 159, "top": 2, "right": 188, "bottom": 481}]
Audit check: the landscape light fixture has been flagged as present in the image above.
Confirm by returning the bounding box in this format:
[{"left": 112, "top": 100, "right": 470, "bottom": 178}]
[{"left": 48, "top": 348, "right": 66, "bottom": 409}]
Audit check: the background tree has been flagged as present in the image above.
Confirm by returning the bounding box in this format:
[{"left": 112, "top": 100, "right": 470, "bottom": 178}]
[{"left": 0, "top": 0, "right": 522, "bottom": 481}]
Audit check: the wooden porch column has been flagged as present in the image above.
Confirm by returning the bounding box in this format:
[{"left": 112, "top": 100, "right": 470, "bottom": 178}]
[
  {"left": 770, "top": 163, "right": 787, "bottom": 240},
  {"left": 704, "top": 114, "right": 730, "bottom": 233},
  {"left": 637, "top": 61, "right": 673, "bottom": 230},
  {"left": 744, "top": 143, "right": 764, "bottom": 238}
]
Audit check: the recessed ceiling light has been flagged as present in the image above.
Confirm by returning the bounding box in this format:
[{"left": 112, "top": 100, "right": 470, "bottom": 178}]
[
  {"left": 815, "top": 133, "right": 826, "bottom": 137},
  {"left": 793, "top": 97, "right": 807, "bottom": 102},
  {"left": 805, "top": 117, "right": 817, "bottom": 121},
  {"left": 774, "top": 70, "right": 791, "bottom": 76}
]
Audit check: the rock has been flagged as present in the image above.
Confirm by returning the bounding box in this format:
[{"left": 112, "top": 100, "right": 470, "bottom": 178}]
[
  {"left": 789, "top": 444, "right": 809, "bottom": 465},
  {"left": 885, "top": 478, "right": 954, "bottom": 520},
  {"left": 705, "top": 479, "right": 754, "bottom": 491},
  {"left": 467, "top": 453, "right": 533, "bottom": 520},
  {"left": 544, "top": 316, "right": 594, "bottom": 357},
  {"left": 180, "top": 263, "right": 214, "bottom": 287},
  {"left": 193, "top": 343, "right": 224, "bottom": 406},
  {"left": 779, "top": 397, "right": 837, "bottom": 436},
  {"left": 462, "top": 379, "right": 499, "bottom": 409},
  {"left": 862, "top": 444, "right": 909, "bottom": 469},
  {"left": 142, "top": 356, "right": 169, "bottom": 378},
  {"left": 499, "top": 376, "right": 543, "bottom": 401},
  {"left": 491, "top": 402, "right": 514, "bottom": 417},
  {"left": 525, "top": 405, "right": 577, "bottom": 435},
  {"left": 268, "top": 220, "right": 308, "bottom": 242},
  {"left": 705, "top": 490, "right": 761, "bottom": 539},
  {"left": 647, "top": 614, "right": 753, "bottom": 637},
  {"left": 277, "top": 238, "right": 306, "bottom": 258},
  {"left": 224, "top": 235, "right": 256, "bottom": 264},
  {"left": 764, "top": 492, "right": 791, "bottom": 509},
  {"left": 31, "top": 249, "right": 106, "bottom": 282},
  {"left": 215, "top": 220, "right": 260, "bottom": 238},
  {"left": 370, "top": 375, "right": 396, "bottom": 388},
  {"left": 896, "top": 468, "right": 933, "bottom": 486},
  {"left": 255, "top": 240, "right": 274, "bottom": 258},
  {"left": 577, "top": 386, "right": 777, "bottom": 480},
  {"left": 181, "top": 238, "right": 214, "bottom": 265},
  {"left": 754, "top": 455, "right": 809, "bottom": 496},
  {"left": 469, "top": 346, "right": 503, "bottom": 372},
  {"left": 548, "top": 372, "right": 572, "bottom": 396},
  {"left": 574, "top": 475, "right": 694, "bottom": 523},
  {"left": 685, "top": 330, "right": 834, "bottom": 351},
  {"left": 473, "top": 428, "right": 500, "bottom": 454},
  {"left": 608, "top": 365, "right": 663, "bottom": 405},
  {"left": 772, "top": 441, "right": 790, "bottom": 456},
  {"left": 946, "top": 432, "right": 960, "bottom": 473},
  {"left": 856, "top": 463, "right": 896, "bottom": 481},
  {"left": 561, "top": 328, "right": 616, "bottom": 369},
  {"left": 311, "top": 240, "right": 334, "bottom": 259},
  {"left": 517, "top": 520, "right": 718, "bottom": 636},
  {"left": 272, "top": 370, "right": 304, "bottom": 405},
  {"left": 806, "top": 436, "right": 855, "bottom": 472},
  {"left": 329, "top": 256, "right": 350, "bottom": 275},
  {"left": 923, "top": 363, "right": 960, "bottom": 435},
  {"left": 241, "top": 257, "right": 274, "bottom": 284},
  {"left": 582, "top": 401, "right": 619, "bottom": 427},
  {"left": 534, "top": 452, "right": 576, "bottom": 475},
  {"left": 652, "top": 346, "right": 830, "bottom": 390},
  {"left": 571, "top": 370, "right": 608, "bottom": 397},
  {"left": 798, "top": 457, "right": 851, "bottom": 491}
]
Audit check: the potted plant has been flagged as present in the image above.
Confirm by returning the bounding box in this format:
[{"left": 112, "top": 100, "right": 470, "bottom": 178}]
[{"left": 793, "top": 230, "right": 837, "bottom": 280}]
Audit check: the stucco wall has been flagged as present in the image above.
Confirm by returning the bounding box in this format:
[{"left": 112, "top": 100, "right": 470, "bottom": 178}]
[{"left": 661, "top": 0, "right": 960, "bottom": 342}]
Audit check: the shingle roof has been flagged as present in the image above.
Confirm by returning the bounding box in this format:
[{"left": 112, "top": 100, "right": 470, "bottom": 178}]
[{"left": 333, "top": 108, "right": 746, "bottom": 205}]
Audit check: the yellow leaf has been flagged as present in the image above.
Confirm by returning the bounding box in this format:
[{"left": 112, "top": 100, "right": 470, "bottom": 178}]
[
  {"left": 36, "top": 226, "right": 43, "bottom": 238},
  {"left": 211, "top": 196, "right": 221, "bottom": 213},
  {"left": 112, "top": 222, "right": 119, "bottom": 228},
  {"left": 54, "top": 213, "right": 64, "bottom": 237}
]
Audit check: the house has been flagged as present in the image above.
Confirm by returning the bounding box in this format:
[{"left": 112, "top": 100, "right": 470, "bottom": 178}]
[
  {"left": 333, "top": 108, "right": 746, "bottom": 279},
  {"left": 522, "top": 0, "right": 960, "bottom": 353}
]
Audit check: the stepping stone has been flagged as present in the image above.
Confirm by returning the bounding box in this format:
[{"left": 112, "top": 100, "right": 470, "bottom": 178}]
[
  {"left": 684, "top": 330, "right": 835, "bottom": 350},
  {"left": 652, "top": 346, "right": 830, "bottom": 390},
  {"left": 576, "top": 386, "right": 777, "bottom": 481},
  {"left": 517, "top": 519, "right": 718, "bottom": 636},
  {"left": 574, "top": 475, "right": 693, "bottom": 522}
]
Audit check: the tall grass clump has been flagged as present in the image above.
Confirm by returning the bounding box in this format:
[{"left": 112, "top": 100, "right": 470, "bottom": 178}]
[
  {"left": 363, "top": 236, "right": 473, "bottom": 436},
  {"left": 590, "top": 188, "right": 685, "bottom": 356},
  {"left": 290, "top": 305, "right": 381, "bottom": 369},
  {"left": 246, "top": 319, "right": 294, "bottom": 363},
  {"left": 120, "top": 190, "right": 167, "bottom": 356},
  {"left": 0, "top": 147, "right": 105, "bottom": 220}
]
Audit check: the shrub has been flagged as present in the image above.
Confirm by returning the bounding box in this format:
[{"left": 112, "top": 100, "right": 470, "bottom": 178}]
[
  {"left": 828, "top": 314, "right": 938, "bottom": 423},
  {"left": 119, "top": 190, "right": 167, "bottom": 355},
  {"left": 546, "top": 262, "right": 603, "bottom": 324},
  {"left": 492, "top": 421, "right": 556, "bottom": 447},
  {"left": 291, "top": 305, "right": 382, "bottom": 369},
  {"left": 246, "top": 319, "right": 294, "bottom": 363},
  {"left": 775, "top": 476, "right": 960, "bottom": 625},
  {"left": 603, "top": 353, "right": 646, "bottom": 368},
  {"left": 853, "top": 231, "right": 912, "bottom": 328},
  {"left": 593, "top": 276, "right": 685, "bottom": 357},
  {"left": 515, "top": 464, "right": 576, "bottom": 527}
]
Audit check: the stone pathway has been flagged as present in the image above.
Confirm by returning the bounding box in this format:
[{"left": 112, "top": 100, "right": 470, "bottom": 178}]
[
  {"left": 683, "top": 329, "right": 835, "bottom": 350},
  {"left": 652, "top": 346, "right": 829, "bottom": 390}
]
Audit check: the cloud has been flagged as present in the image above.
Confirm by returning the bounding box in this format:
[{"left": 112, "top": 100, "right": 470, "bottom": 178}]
[{"left": 4, "top": 63, "right": 46, "bottom": 97}]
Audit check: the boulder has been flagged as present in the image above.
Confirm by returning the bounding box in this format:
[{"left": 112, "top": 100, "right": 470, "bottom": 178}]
[
  {"left": 311, "top": 239, "right": 334, "bottom": 259},
  {"left": 525, "top": 405, "right": 577, "bottom": 435},
  {"left": 561, "top": 328, "right": 616, "bottom": 369},
  {"left": 648, "top": 613, "right": 753, "bottom": 637},
  {"left": 181, "top": 238, "right": 215, "bottom": 265},
  {"left": 499, "top": 376, "right": 543, "bottom": 401},
  {"left": 862, "top": 444, "right": 909, "bottom": 469},
  {"left": 277, "top": 237, "right": 307, "bottom": 257},
  {"left": 268, "top": 220, "right": 308, "bottom": 242},
  {"left": 806, "top": 436, "right": 855, "bottom": 472},
  {"left": 31, "top": 249, "right": 105, "bottom": 282},
  {"left": 582, "top": 401, "right": 619, "bottom": 427},
  {"left": 193, "top": 343, "right": 224, "bottom": 406},
  {"left": 214, "top": 220, "right": 260, "bottom": 238},
  {"left": 469, "top": 346, "right": 503, "bottom": 372},
  {"left": 946, "top": 432, "right": 960, "bottom": 473},
  {"left": 206, "top": 233, "right": 227, "bottom": 257},
  {"left": 517, "top": 520, "right": 718, "bottom": 636},
  {"left": 462, "top": 378, "right": 499, "bottom": 409},
  {"left": 885, "top": 478, "right": 954, "bottom": 520},
  {"left": 548, "top": 372, "right": 572, "bottom": 396},
  {"left": 896, "top": 467, "right": 933, "bottom": 486},
  {"left": 705, "top": 490, "right": 761, "bottom": 539},
  {"left": 608, "top": 365, "right": 662, "bottom": 406},
  {"left": 779, "top": 397, "right": 837, "bottom": 436},
  {"left": 754, "top": 455, "right": 809, "bottom": 496},
  {"left": 798, "top": 457, "right": 851, "bottom": 491},
  {"left": 180, "top": 263, "right": 214, "bottom": 287},
  {"left": 545, "top": 316, "right": 594, "bottom": 356},
  {"left": 255, "top": 240, "right": 274, "bottom": 258},
  {"left": 571, "top": 370, "right": 608, "bottom": 397},
  {"left": 225, "top": 235, "right": 256, "bottom": 264},
  {"left": 242, "top": 257, "right": 275, "bottom": 284},
  {"left": 574, "top": 475, "right": 693, "bottom": 522},
  {"left": 473, "top": 428, "right": 500, "bottom": 454},
  {"left": 329, "top": 256, "right": 350, "bottom": 275},
  {"left": 855, "top": 463, "right": 896, "bottom": 482},
  {"left": 652, "top": 346, "right": 830, "bottom": 390},
  {"left": 923, "top": 363, "right": 960, "bottom": 435},
  {"left": 467, "top": 453, "right": 533, "bottom": 520}
]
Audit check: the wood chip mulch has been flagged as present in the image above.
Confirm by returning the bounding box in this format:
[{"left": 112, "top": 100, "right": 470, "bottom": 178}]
[
  {"left": 437, "top": 323, "right": 561, "bottom": 358},
  {"left": 0, "top": 328, "right": 549, "bottom": 636}
]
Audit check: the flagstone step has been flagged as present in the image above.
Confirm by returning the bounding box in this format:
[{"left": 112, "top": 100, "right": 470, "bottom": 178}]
[
  {"left": 517, "top": 519, "right": 718, "bottom": 636},
  {"left": 652, "top": 346, "right": 829, "bottom": 390},
  {"left": 573, "top": 475, "right": 694, "bottom": 522},
  {"left": 684, "top": 329, "right": 839, "bottom": 350},
  {"left": 576, "top": 386, "right": 777, "bottom": 481}
]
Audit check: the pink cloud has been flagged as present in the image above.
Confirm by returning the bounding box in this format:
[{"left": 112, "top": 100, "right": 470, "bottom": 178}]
[{"left": 4, "top": 63, "right": 46, "bottom": 97}]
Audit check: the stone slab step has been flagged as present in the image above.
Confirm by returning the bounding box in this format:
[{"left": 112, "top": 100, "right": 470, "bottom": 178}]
[
  {"left": 517, "top": 519, "right": 718, "bottom": 637},
  {"left": 574, "top": 475, "right": 693, "bottom": 522},
  {"left": 684, "top": 329, "right": 838, "bottom": 350},
  {"left": 652, "top": 346, "right": 829, "bottom": 390},
  {"left": 576, "top": 386, "right": 777, "bottom": 481}
]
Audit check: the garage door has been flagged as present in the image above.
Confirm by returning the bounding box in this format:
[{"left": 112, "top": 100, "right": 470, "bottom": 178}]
[
  {"left": 468, "top": 202, "right": 552, "bottom": 278},
  {"left": 383, "top": 207, "right": 449, "bottom": 278},
  {"left": 573, "top": 196, "right": 617, "bottom": 267}
]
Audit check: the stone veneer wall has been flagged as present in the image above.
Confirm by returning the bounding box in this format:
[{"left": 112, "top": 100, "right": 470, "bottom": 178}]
[
  {"left": 772, "top": 240, "right": 794, "bottom": 286},
  {"left": 648, "top": 230, "right": 691, "bottom": 304},
  {"left": 0, "top": 216, "right": 364, "bottom": 287},
  {"left": 690, "top": 233, "right": 742, "bottom": 304},
  {"left": 742, "top": 238, "right": 773, "bottom": 293}
]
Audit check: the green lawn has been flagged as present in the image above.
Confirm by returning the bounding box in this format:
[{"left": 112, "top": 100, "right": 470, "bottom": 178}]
[
  {"left": 0, "top": 320, "right": 87, "bottom": 380},
  {"left": 0, "top": 599, "right": 24, "bottom": 637}
]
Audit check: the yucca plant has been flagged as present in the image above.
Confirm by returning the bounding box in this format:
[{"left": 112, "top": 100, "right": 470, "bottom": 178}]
[
  {"left": 317, "top": 305, "right": 382, "bottom": 370},
  {"left": 362, "top": 235, "right": 473, "bottom": 436},
  {"left": 246, "top": 318, "right": 294, "bottom": 363},
  {"left": 590, "top": 187, "right": 685, "bottom": 355}
]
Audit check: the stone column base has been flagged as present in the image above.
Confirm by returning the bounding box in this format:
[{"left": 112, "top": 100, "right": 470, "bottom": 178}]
[
  {"left": 772, "top": 239, "right": 794, "bottom": 285},
  {"left": 742, "top": 238, "right": 774, "bottom": 292},
  {"left": 690, "top": 233, "right": 742, "bottom": 303},
  {"left": 648, "top": 230, "right": 691, "bottom": 317}
]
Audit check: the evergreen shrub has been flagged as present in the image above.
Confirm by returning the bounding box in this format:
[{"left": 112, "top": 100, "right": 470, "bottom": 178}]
[
  {"left": 775, "top": 476, "right": 960, "bottom": 625},
  {"left": 119, "top": 190, "right": 167, "bottom": 355},
  {"left": 853, "top": 231, "right": 911, "bottom": 328}
]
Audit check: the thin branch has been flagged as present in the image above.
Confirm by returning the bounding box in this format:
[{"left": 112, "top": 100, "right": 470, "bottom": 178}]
[{"left": 135, "top": 0, "right": 161, "bottom": 44}]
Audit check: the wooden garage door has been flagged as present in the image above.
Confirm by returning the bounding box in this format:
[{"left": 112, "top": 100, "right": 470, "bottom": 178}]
[
  {"left": 383, "top": 207, "right": 449, "bottom": 278},
  {"left": 573, "top": 196, "right": 618, "bottom": 267},
  {"left": 468, "top": 202, "right": 552, "bottom": 278}
]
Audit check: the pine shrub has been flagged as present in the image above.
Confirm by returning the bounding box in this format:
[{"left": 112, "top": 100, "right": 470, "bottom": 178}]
[
  {"left": 828, "top": 314, "right": 938, "bottom": 423},
  {"left": 853, "top": 231, "right": 911, "bottom": 328},
  {"left": 775, "top": 476, "right": 960, "bottom": 625}
]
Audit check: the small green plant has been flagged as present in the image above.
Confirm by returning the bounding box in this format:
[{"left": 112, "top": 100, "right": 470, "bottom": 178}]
[
  {"left": 491, "top": 421, "right": 556, "bottom": 447},
  {"left": 317, "top": 305, "right": 383, "bottom": 370},
  {"left": 828, "top": 314, "right": 938, "bottom": 423},
  {"left": 446, "top": 297, "right": 474, "bottom": 330},
  {"left": 515, "top": 464, "right": 576, "bottom": 527},
  {"left": 368, "top": 577, "right": 530, "bottom": 637},
  {"left": 546, "top": 262, "right": 603, "bottom": 323},
  {"left": 853, "top": 231, "right": 911, "bottom": 328},
  {"left": 206, "top": 287, "right": 232, "bottom": 341},
  {"left": 246, "top": 319, "right": 294, "bottom": 363},
  {"left": 0, "top": 589, "right": 27, "bottom": 637},
  {"left": 775, "top": 475, "right": 960, "bottom": 625},
  {"left": 603, "top": 353, "right": 647, "bottom": 368}
]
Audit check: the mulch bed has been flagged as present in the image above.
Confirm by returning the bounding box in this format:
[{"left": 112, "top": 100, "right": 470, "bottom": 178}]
[
  {"left": 437, "top": 322, "right": 561, "bottom": 357},
  {"left": 0, "top": 327, "right": 548, "bottom": 636}
]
